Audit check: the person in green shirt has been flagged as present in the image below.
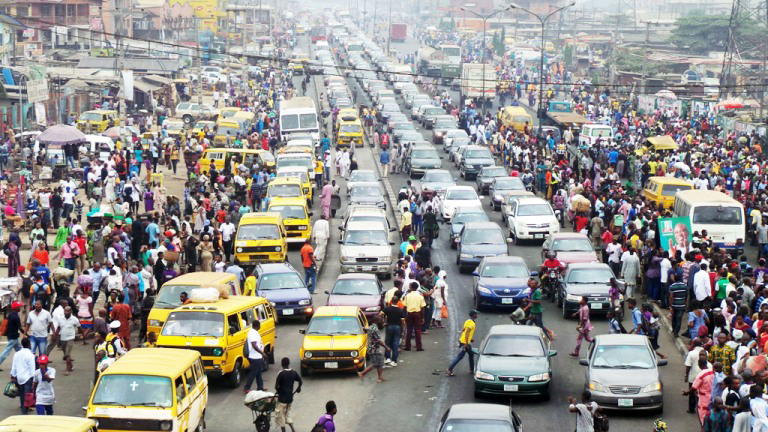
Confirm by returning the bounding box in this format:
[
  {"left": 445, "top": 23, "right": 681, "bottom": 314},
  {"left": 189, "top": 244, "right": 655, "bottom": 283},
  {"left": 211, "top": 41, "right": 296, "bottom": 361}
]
[
  {"left": 715, "top": 269, "right": 730, "bottom": 300},
  {"left": 525, "top": 278, "right": 553, "bottom": 340}
]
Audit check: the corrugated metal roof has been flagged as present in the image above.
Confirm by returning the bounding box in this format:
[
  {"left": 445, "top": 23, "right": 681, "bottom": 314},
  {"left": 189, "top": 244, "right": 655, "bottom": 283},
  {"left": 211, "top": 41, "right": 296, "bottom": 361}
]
[{"left": 76, "top": 57, "right": 179, "bottom": 73}]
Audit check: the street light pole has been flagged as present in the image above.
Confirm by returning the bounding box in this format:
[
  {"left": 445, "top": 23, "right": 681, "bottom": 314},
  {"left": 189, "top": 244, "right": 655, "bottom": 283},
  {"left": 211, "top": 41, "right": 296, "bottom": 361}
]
[
  {"left": 509, "top": 2, "right": 575, "bottom": 125},
  {"left": 461, "top": 5, "right": 512, "bottom": 116}
]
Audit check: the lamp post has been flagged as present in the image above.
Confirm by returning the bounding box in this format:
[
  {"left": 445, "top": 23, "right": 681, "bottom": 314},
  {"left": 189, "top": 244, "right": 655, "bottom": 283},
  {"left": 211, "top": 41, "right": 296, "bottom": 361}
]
[
  {"left": 509, "top": 1, "right": 575, "bottom": 125},
  {"left": 460, "top": 4, "right": 512, "bottom": 116}
]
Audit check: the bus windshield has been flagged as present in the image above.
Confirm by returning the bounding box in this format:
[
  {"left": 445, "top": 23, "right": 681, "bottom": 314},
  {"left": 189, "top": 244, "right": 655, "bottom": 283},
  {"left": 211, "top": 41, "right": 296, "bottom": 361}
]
[{"left": 692, "top": 206, "right": 743, "bottom": 225}]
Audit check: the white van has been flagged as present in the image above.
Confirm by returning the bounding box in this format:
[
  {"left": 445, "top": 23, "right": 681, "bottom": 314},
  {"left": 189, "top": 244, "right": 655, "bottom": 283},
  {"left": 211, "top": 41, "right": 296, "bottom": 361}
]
[{"left": 578, "top": 124, "right": 613, "bottom": 147}]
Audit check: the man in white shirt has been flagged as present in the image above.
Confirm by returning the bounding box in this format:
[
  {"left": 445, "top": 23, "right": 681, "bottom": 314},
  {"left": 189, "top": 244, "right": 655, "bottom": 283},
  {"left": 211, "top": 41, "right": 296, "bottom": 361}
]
[
  {"left": 220, "top": 218, "right": 236, "bottom": 262},
  {"left": 693, "top": 263, "right": 712, "bottom": 303},
  {"left": 244, "top": 320, "right": 266, "bottom": 393},
  {"left": 605, "top": 239, "right": 623, "bottom": 277},
  {"left": 26, "top": 301, "right": 52, "bottom": 356},
  {"left": 54, "top": 306, "right": 80, "bottom": 374},
  {"left": 312, "top": 216, "right": 330, "bottom": 261},
  {"left": 659, "top": 251, "right": 672, "bottom": 308},
  {"left": 10, "top": 338, "right": 36, "bottom": 414}
]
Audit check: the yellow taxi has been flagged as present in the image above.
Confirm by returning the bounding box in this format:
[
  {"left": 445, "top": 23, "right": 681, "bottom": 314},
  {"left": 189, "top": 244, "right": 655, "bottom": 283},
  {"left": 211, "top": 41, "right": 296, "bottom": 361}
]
[
  {"left": 156, "top": 294, "right": 277, "bottom": 387},
  {"left": 219, "top": 106, "right": 243, "bottom": 119},
  {"left": 0, "top": 416, "right": 97, "bottom": 432},
  {"left": 266, "top": 176, "right": 307, "bottom": 204},
  {"left": 86, "top": 348, "right": 207, "bottom": 432},
  {"left": 162, "top": 118, "right": 186, "bottom": 137},
  {"left": 642, "top": 176, "right": 694, "bottom": 209},
  {"left": 336, "top": 108, "right": 364, "bottom": 148},
  {"left": 192, "top": 120, "right": 216, "bottom": 135},
  {"left": 76, "top": 110, "right": 118, "bottom": 133},
  {"left": 146, "top": 272, "right": 242, "bottom": 336},
  {"left": 235, "top": 212, "right": 288, "bottom": 265},
  {"left": 299, "top": 306, "right": 369, "bottom": 376},
  {"left": 499, "top": 106, "right": 533, "bottom": 132},
  {"left": 275, "top": 167, "right": 313, "bottom": 202},
  {"left": 268, "top": 196, "right": 312, "bottom": 243},
  {"left": 213, "top": 120, "right": 243, "bottom": 146}
]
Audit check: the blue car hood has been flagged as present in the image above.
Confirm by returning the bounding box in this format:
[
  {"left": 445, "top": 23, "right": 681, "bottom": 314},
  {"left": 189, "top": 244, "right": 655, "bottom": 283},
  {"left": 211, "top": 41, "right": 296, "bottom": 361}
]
[{"left": 257, "top": 287, "right": 310, "bottom": 302}]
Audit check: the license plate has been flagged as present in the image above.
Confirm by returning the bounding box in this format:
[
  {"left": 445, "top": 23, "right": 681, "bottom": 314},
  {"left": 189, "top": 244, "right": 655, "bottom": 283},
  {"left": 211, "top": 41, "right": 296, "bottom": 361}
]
[
  {"left": 501, "top": 298, "right": 514, "bottom": 304},
  {"left": 591, "top": 303, "right": 603, "bottom": 309},
  {"left": 618, "top": 398, "right": 633, "bottom": 407},
  {"left": 504, "top": 384, "right": 519, "bottom": 392},
  {"left": 324, "top": 362, "right": 338, "bottom": 369},
  {"left": 533, "top": 234, "right": 544, "bottom": 239},
  {"left": 362, "top": 266, "right": 373, "bottom": 271},
  {"left": 283, "top": 309, "right": 294, "bottom": 315}
]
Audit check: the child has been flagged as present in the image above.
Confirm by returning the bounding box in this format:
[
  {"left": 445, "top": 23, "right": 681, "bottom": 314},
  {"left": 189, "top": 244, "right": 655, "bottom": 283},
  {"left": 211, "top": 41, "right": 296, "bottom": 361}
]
[
  {"left": 76, "top": 289, "right": 94, "bottom": 344},
  {"left": 607, "top": 310, "right": 624, "bottom": 334}
]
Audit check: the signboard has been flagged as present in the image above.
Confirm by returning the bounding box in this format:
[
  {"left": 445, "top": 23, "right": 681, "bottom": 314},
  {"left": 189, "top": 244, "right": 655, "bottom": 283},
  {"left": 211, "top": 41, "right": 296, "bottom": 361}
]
[
  {"left": 26, "top": 79, "right": 49, "bottom": 103},
  {"left": 658, "top": 216, "right": 693, "bottom": 256}
]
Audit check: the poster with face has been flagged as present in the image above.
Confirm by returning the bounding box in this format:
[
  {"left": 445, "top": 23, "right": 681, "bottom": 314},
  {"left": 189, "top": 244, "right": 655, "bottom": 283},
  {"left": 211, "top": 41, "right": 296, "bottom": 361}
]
[{"left": 658, "top": 217, "right": 692, "bottom": 257}]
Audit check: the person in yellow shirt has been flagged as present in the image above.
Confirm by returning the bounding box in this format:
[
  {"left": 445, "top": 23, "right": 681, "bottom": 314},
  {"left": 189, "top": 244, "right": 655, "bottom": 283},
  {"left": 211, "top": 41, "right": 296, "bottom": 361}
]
[
  {"left": 243, "top": 274, "right": 257, "bottom": 296},
  {"left": 403, "top": 282, "right": 426, "bottom": 351},
  {"left": 446, "top": 310, "right": 478, "bottom": 376}
]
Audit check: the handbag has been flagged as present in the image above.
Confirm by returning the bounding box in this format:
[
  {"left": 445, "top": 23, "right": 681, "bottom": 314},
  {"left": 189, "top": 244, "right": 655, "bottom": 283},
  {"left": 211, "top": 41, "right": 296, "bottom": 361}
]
[
  {"left": 23, "top": 391, "right": 35, "bottom": 408},
  {"left": 593, "top": 412, "right": 609, "bottom": 432},
  {"left": 440, "top": 305, "right": 449, "bottom": 319},
  {"left": 0, "top": 318, "right": 8, "bottom": 337},
  {"left": 3, "top": 381, "right": 18, "bottom": 398}
]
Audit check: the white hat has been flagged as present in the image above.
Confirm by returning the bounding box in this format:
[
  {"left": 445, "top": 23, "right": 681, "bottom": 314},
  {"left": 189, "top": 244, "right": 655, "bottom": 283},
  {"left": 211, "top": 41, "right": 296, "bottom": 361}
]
[{"left": 109, "top": 320, "right": 121, "bottom": 329}]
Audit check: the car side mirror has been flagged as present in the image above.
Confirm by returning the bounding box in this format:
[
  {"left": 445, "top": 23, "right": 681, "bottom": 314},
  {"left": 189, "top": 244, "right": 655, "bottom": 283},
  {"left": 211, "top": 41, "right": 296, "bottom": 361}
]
[
  {"left": 324, "top": 290, "right": 330, "bottom": 295},
  {"left": 579, "top": 359, "right": 589, "bottom": 366},
  {"left": 471, "top": 271, "right": 479, "bottom": 277},
  {"left": 548, "top": 349, "right": 557, "bottom": 357},
  {"left": 389, "top": 227, "right": 396, "bottom": 232},
  {"left": 338, "top": 240, "right": 343, "bottom": 244},
  {"left": 506, "top": 238, "right": 514, "bottom": 243},
  {"left": 338, "top": 226, "right": 344, "bottom": 231},
  {"left": 308, "top": 212, "right": 313, "bottom": 217},
  {"left": 389, "top": 241, "right": 396, "bottom": 245},
  {"left": 298, "top": 329, "right": 305, "bottom": 334},
  {"left": 530, "top": 271, "right": 539, "bottom": 277},
  {"left": 657, "top": 359, "right": 668, "bottom": 366},
  {"left": 471, "top": 347, "right": 480, "bottom": 355}
]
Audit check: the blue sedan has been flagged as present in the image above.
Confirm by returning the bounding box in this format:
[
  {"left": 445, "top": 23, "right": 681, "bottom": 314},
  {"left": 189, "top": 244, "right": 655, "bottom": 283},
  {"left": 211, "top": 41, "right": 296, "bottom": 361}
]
[{"left": 472, "top": 256, "right": 537, "bottom": 311}]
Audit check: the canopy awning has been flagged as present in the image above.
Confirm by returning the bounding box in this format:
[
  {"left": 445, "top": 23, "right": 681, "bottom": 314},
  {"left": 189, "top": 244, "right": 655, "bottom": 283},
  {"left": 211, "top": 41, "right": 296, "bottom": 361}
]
[
  {"left": 133, "top": 79, "right": 162, "bottom": 93},
  {"left": 646, "top": 135, "right": 678, "bottom": 150}
]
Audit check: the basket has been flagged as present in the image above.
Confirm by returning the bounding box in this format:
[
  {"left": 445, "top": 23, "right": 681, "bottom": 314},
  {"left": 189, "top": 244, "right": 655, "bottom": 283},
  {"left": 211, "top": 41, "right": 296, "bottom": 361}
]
[
  {"left": 164, "top": 250, "right": 180, "bottom": 263},
  {"left": 245, "top": 395, "right": 276, "bottom": 413}
]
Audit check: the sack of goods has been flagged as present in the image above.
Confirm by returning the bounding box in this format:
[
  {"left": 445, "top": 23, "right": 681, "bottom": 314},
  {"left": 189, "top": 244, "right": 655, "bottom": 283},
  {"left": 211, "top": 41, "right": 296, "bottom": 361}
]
[{"left": 189, "top": 287, "right": 223, "bottom": 303}]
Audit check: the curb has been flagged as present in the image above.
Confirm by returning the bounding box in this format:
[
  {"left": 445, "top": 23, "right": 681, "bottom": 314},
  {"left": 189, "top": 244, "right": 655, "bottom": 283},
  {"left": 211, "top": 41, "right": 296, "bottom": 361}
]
[
  {"left": 364, "top": 131, "right": 401, "bottom": 224},
  {"left": 650, "top": 302, "right": 688, "bottom": 358}
]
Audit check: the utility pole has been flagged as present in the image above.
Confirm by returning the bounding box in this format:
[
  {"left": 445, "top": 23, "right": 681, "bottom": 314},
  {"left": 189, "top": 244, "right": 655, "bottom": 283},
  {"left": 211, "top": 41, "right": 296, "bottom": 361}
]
[
  {"left": 640, "top": 21, "right": 653, "bottom": 96},
  {"left": 761, "top": 0, "right": 768, "bottom": 119},
  {"left": 387, "top": 0, "right": 392, "bottom": 54}
]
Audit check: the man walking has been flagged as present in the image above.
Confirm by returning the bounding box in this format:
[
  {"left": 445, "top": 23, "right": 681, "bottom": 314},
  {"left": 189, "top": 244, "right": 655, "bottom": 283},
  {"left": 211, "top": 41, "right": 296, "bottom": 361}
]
[
  {"left": 570, "top": 296, "right": 593, "bottom": 357},
  {"left": 446, "top": 310, "right": 478, "bottom": 376},
  {"left": 403, "top": 282, "right": 425, "bottom": 352},
  {"left": 54, "top": 306, "right": 80, "bottom": 375},
  {"left": 380, "top": 147, "right": 390, "bottom": 177},
  {"left": 382, "top": 294, "right": 406, "bottom": 367},
  {"left": 26, "top": 301, "right": 52, "bottom": 356},
  {"left": 274, "top": 357, "right": 302, "bottom": 432},
  {"left": 10, "top": 338, "right": 35, "bottom": 414},
  {"left": 32, "top": 354, "right": 55, "bottom": 415},
  {"left": 668, "top": 274, "right": 689, "bottom": 337},
  {"left": 300, "top": 239, "right": 317, "bottom": 294},
  {"left": 244, "top": 320, "right": 266, "bottom": 393},
  {"left": 0, "top": 301, "right": 23, "bottom": 367},
  {"left": 357, "top": 317, "right": 390, "bottom": 383}
]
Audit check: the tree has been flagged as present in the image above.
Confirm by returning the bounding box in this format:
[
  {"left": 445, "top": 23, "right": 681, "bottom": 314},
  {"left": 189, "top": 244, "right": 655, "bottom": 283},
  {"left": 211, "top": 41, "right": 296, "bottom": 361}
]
[
  {"left": 496, "top": 26, "right": 506, "bottom": 57},
  {"left": 669, "top": 13, "right": 764, "bottom": 55}
]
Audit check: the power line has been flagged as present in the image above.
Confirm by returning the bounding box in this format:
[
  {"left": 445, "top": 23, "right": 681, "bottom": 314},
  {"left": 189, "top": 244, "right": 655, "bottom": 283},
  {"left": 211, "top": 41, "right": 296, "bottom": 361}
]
[{"left": 7, "top": 13, "right": 768, "bottom": 93}]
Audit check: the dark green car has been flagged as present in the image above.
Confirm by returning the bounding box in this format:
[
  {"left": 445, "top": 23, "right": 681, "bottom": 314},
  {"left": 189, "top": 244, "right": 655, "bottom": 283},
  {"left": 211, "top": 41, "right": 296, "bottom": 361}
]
[{"left": 473, "top": 325, "right": 556, "bottom": 399}]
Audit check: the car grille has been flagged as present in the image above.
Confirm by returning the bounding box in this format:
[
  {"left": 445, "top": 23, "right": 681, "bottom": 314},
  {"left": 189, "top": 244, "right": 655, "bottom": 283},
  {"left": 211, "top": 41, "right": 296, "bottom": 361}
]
[
  {"left": 356, "top": 257, "right": 377, "bottom": 262},
  {"left": 309, "top": 350, "right": 353, "bottom": 358},
  {"left": 609, "top": 385, "right": 641, "bottom": 394},
  {"left": 285, "top": 225, "right": 302, "bottom": 231},
  {"left": 274, "top": 300, "right": 302, "bottom": 307},
  {"left": 498, "top": 376, "right": 525, "bottom": 382},
  {"left": 94, "top": 418, "right": 165, "bottom": 430},
  {"left": 239, "top": 246, "right": 279, "bottom": 253},
  {"left": 157, "top": 345, "right": 221, "bottom": 356},
  {"left": 526, "top": 223, "right": 550, "bottom": 229},
  {"left": 286, "top": 233, "right": 302, "bottom": 237},
  {"left": 493, "top": 289, "right": 521, "bottom": 296},
  {"left": 589, "top": 297, "right": 609, "bottom": 302}
]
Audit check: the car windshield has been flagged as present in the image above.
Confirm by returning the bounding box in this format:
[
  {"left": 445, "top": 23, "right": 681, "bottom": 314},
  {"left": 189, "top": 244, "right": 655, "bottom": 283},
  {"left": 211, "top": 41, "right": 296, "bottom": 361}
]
[
  {"left": 344, "top": 229, "right": 388, "bottom": 246},
  {"left": 270, "top": 205, "right": 306, "bottom": 220},
  {"left": 692, "top": 206, "right": 743, "bottom": 225},
  {"left": 332, "top": 279, "right": 380, "bottom": 295},
  {"left": 463, "top": 228, "right": 504, "bottom": 245},
  {"left": 567, "top": 268, "right": 614, "bottom": 284},
  {"left": 237, "top": 224, "right": 280, "bottom": 240},
  {"left": 161, "top": 311, "right": 224, "bottom": 337},
  {"left": 259, "top": 272, "right": 305, "bottom": 290},
  {"left": 446, "top": 189, "right": 478, "bottom": 201},
  {"left": 518, "top": 204, "right": 553, "bottom": 216},
  {"left": 592, "top": 344, "right": 655, "bottom": 369},
  {"left": 92, "top": 375, "right": 172, "bottom": 407},
  {"left": 425, "top": 107, "right": 443, "bottom": 115},
  {"left": 340, "top": 124, "right": 362, "bottom": 133},
  {"left": 268, "top": 184, "right": 302, "bottom": 197},
  {"left": 350, "top": 171, "right": 377, "bottom": 182},
  {"left": 435, "top": 120, "right": 456, "bottom": 128},
  {"left": 80, "top": 112, "right": 103, "bottom": 121},
  {"left": 495, "top": 178, "right": 525, "bottom": 190},
  {"left": 351, "top": 185, "right": 381, "bottom": 197},
  {"left": 480, "top": 263, "right": 528, "bottom": 278},
  {"left": 453, "top": 212, "right": 489, "bottom": 224},
  {"left": 281, "top": 114, "right": 299, "bottom": 130},
  {"left": 277, "top": 172, "right": 309, "bottom": 183},
  {"left": 154, "top": 285, "right": 193, "bottom": 309},
  {"left": 552, "top": 238, "right": 594, "bottom": 252},
  {"left": 661, "top": 184, "right": 692, "bottom": 196},
  {"left": 466, "top": 149, "right": 492, "bottom": 159},
  {"left": 423, "top": 171, "right": 453, "bottom": 183},
  {"left": 482, "top": 168, "right": 506, "bottom": 177},
  {"left": 412, "top": 150, "right": 439, "bottom": 159},
  {"left": 299, "top": 114, "right": 318, "bottom": 129},
  {"left": 306, "top": 316, "right": 363, "bottom": 335},
  {"left": 483, "top": 335, "right": 545, "bottom": 357},
  {"left": 441, "top": 419, "right": 514, "bottom": 432}
]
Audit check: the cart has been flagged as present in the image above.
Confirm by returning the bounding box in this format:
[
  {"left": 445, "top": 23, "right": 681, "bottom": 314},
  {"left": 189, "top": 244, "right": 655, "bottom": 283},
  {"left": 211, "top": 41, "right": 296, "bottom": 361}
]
[{"left": 244, "top": 391, "right": 277, "bottom": 432}]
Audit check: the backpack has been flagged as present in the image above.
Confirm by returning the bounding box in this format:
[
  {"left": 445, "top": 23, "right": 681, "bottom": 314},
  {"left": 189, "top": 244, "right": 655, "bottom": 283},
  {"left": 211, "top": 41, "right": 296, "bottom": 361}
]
[
  {"left": 310, "top": 416, "right": 331, "bottom": 432},
  {"left": 593, "top": 411, "right": 609, "bottom": 432}
]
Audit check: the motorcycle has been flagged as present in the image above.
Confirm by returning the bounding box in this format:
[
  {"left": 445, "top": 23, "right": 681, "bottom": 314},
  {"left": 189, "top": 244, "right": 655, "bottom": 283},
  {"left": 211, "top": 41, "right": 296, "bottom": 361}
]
[{"left": 542, "top": 269, "right": 560, "bottom": 302}]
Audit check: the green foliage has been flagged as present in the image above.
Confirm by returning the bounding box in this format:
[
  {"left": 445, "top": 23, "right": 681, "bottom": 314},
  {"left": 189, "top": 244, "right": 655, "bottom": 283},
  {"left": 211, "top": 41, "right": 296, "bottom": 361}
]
[
  {"left": 669, "top": 13, "right": 765, "bottom": 54},
  {"left": 615, "top": 48, "right": 661, "bottom": 74}
]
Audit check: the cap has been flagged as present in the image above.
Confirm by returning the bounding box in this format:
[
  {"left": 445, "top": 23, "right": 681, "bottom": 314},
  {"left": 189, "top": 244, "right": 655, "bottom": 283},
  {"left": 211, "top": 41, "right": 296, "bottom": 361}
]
[
  {"left": 469, "top": 310, "right": 478, "bottom": 317},
  {"left": 109, "top": 320, "right": 121, "bottom": 329},
  {"left": 37, "top": 355, "right": 49, "bottom": 364},
  {"left": 17, "top": 265, "right": 24, "bottom": 274},
  {"left": 408, "top": 235, "right": 417, "bottom": 241},
  {"left": 732, "top": 329, "right": 744, "bottom": 340},
  {"left": 10, "top": 301, "right": 22, "bottom": 310}
]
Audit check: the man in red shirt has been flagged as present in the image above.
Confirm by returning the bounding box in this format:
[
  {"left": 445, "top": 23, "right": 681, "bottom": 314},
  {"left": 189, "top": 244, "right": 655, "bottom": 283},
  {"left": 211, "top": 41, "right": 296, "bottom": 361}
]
[{"left": 300, "top": 239, "right": 317, "bottom": 294}]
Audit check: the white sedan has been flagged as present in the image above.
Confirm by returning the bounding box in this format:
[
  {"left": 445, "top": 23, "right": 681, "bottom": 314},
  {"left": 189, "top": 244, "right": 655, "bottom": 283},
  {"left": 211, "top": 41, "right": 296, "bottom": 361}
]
[{"left": 441, "top": 186, "right": 483, "bottom": 221}]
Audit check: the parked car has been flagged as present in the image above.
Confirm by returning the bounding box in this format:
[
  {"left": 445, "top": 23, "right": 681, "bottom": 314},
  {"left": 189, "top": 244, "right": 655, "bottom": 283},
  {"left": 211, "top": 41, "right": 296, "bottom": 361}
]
[
  {"left": 339, "top": 220, "right": 394, "bottom": 278},
  {"left": 475, "top": 166, "right": 507, "bottom": 194},
  {"left": 472, "top": 256, "right": 534, "bottom": 310},
  {"left": 449, "top": 207, "right": 489, "bottom": 249},
  {"left": 406, "top": 146, "right": 442, "bottom": 178},
  {"left": 348, "top": 182, "right": 386, "bottom": 209},
  {"left": 473, "top": 325, "right": 555, "bottom": 398},
  {"left": 458, "top": 146, "right": 495, "bottom": 180},
  {"left": 441, "top": 186, "right": 483, "bottom": 221},
  {"left": 489, "top": 177, "right": 526, "bottom": 211},
  {"left": 579, "top": 334, "right": 666, "bottom": 411},
  {"left": 416, "top": 169, "right": 455, "bottom": 200}
]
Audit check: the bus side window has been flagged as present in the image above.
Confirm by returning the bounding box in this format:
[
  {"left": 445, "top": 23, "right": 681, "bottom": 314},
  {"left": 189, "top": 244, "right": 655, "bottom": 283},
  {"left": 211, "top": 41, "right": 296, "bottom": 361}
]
[
  {"left": 175, "top": 376, "right": 187, "bottom": 404},
  {"left": 193, "top": 360, "right": 204, "bottom": 382},
  {"left": 256, "top": 304, "right": 268, "bottom": 322},
  {"left": 241, "top": 308, "right": 255, "bottom": 327},
  {"left": 185, "top": 367, "right": 197, "bottom": 393},
  {"left": 227, "top": 314, "right": 241, "bottom": 335}
]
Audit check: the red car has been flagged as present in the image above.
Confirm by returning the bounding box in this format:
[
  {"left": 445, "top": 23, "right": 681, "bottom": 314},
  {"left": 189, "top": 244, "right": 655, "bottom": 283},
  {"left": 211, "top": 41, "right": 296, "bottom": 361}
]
[
  {"left": 540, "top": 233, "right": 599, "bottom": 267},
  {"left": 325, "top": 274, "right": 384, "bottom": 319}
]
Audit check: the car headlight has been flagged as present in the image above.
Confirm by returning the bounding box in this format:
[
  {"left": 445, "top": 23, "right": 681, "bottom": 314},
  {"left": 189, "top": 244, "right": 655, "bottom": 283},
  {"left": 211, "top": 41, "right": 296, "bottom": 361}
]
[
  {"left": 380, "top": 256, "right": 391, "bottom": 262},
  {"left": 298, "top": 225, "right": 308, "bottom": 230},
  {"left": 148, "top": 319, "right": 162, "bottom": 327},
  {"left": 304, "top": 351, "right": 313, "bottom": 359},
  {"left": 566, "top": 294, "right": 582, "bottom": 302},
  {"left": 588, "top": 380, "right": 606, "bottom": 392},
  {"left": 521, "top": 288, "right": 531, "bottom": 296},
  {"left": 341, "top": 255, "right": 353, "bottom": 262},
  {"left": 642, "top": 381, "right": 662, "bottom": 392},
  {"left": 477, "top": 286, "right": 492, "bottom": 294},
  {"left": 460, "top": 253, "right": 473, "bottom": 258},
  {"left": 236, "top": 247, "right": 243, "bottom": 253},
  {"left": 351, "top": 350, "right": 359, "bottom": 357},
  {"left": 365, "top": 306, "right": 380, "bottom": 312},
  {"left": 159, "top": 421, "right": 173, "bottom": 431},
  {"left": 528, "top": 372, "right": 550, "bottom": 382},
  {"left": 475, "top": 371, "right": 494, "bottom": 381},
  {"left": 275, "top": 246, "right": 282, "bottom": 252},
  {"left": 299, "top": 299, "right": 311, "bottom": 306},
  {"left": 212, "top": 347, "right": 224, "bottom": 356}
]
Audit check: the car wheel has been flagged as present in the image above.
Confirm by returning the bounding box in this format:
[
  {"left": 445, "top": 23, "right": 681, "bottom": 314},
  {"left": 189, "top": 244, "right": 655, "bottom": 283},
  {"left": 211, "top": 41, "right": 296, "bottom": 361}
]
[
  {"left": 562, "top": 302, "right": 568, "bottom": 319},
  {"left": 225, "top": 359, "right": 242, "bottom": 388},
  {"left": 300, "top": 364, "right": 310, "bottom": 377},
  {"left": 556, "top": 290, "right": 563, "bottom": 307},
  {"left": 512, "top": 231, "right": 519, "bottom": 245},
  {"left": 182, "top": 115, "right": 193, "bottom": 125},
  {"left": 473, "top": 294, "right": 481, "bottom": 311},
  {"left": 541, "top": 390, "right": 551, "bottom": 402}
]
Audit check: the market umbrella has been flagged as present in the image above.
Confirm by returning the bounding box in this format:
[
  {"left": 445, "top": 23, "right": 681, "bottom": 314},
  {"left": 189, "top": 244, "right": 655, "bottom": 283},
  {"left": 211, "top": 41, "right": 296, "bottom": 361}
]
[{"left": 37, "top": 124, "right": 86, "bottom": 146}]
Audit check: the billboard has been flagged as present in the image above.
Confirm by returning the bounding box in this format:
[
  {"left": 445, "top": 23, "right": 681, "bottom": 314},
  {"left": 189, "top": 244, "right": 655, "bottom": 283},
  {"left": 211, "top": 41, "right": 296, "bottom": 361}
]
[{"left": 658, "top": 216, "right": 693, "bottom": 256}]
